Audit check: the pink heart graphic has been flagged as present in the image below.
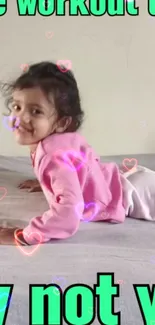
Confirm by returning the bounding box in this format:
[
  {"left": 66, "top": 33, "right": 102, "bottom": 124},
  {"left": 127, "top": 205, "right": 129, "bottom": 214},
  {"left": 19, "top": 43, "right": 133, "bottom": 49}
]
[
  {"left": 122, "top": 158, "right": 137, "bottom": 171},
  {"left": 3, "top": 116, "right": 20, "bottom": 131},
  {"left": 57, "top": 60, "right": 72, "bottom": 73},
  {"left": 116, "top": 280, "right": 125, "bottom": 285},
  {"left": 20, "top": 64, "right": 29, "bottom": 72},
  {"left": 62, "top": 149, "right": 86, "bottom": 172},
  {"left": 15, "top": 231, "right": 42, "bottom": 256},
  {"left": 75, "top": 202, "right": 99, "bottom": 223},
  {"left": 45, "top": 31, "right": 54, "bottom": 39},
  {"left": 0, "top": 187, "right": 7, "bottom": 201}
]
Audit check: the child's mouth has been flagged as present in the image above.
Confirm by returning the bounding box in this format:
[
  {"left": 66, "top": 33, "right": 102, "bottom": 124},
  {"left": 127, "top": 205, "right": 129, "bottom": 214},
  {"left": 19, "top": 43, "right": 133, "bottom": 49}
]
[{"left": 16, "top": 125, "right": 33, "bottom": 134}]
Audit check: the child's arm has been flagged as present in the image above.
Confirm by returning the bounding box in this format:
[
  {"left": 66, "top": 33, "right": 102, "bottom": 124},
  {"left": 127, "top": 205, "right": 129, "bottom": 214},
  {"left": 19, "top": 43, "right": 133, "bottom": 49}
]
[
  {"left": 18, "top": 179, "right": 42, "bottom": 192},
  {"left": 0, "top": 153, "right": 85, "bottom": 246},
  {"left": 22, "top": 152, "right": 86, "bottom": 245}
]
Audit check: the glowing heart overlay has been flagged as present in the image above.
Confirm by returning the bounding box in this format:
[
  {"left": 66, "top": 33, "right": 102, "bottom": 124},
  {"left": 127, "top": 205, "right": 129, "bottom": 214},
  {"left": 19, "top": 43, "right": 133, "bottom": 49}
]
[
  {"left": 150, "top": 256, "right": 155, "bottom": 264},
  {"left": 15, "top": 231, "right": 42, "bottom": 256},
  {"left": 116, "top": 280, "right": 125, "bottom": 285},
  {"left": 20, "top": 64, "right": 29, "bottom": 72},
  {"left": 45, "top": 31, "right": 54, "bottom": 39},
  {"left": 75, "top": 202, "right": 99, "bottom": 223},
  {"left": 0, "top": 187, "right": 7, "bottom": 201},
  {"left": 57, "top": 60, "right": 72, "bottom": 73},
  {"left": 122, "top": 158, "right": 138, "bottom": 171},
  {"left": 2, "top": 116, "right": 20, "bottom": 131},
  {"left": 51, "top": 276, "right": 67, "bottom": 295},
  {"left": 62, "top": 150, "right": 86, "bottom": 172}
]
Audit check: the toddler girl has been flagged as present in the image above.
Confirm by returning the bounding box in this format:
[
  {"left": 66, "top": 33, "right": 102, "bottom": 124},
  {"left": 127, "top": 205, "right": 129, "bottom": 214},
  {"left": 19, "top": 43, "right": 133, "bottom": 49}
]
[{"left": 0, "top": 61, "right": 155, "bottom": 246}]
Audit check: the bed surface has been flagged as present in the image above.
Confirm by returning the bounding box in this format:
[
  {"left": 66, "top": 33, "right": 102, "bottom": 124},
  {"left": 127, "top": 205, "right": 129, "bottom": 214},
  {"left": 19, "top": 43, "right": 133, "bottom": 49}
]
[{"left": 0, "top": 154, "right": 155, "bottom": 325}]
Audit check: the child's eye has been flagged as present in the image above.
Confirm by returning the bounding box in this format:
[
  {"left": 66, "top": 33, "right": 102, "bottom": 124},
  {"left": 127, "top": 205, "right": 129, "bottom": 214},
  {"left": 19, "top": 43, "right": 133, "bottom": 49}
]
[
  {"left": 32, "top": 109, "right": 42, "bottom": 115},
  {"left": 11, "top": 104, "right": 20, "bottom": 111}
]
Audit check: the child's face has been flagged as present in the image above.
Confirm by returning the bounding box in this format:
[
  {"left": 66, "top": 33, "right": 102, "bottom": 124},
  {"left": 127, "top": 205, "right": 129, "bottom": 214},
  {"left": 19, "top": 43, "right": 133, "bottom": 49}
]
[{"left": 9, "top": 87, "right": 70, "bottom": 148}]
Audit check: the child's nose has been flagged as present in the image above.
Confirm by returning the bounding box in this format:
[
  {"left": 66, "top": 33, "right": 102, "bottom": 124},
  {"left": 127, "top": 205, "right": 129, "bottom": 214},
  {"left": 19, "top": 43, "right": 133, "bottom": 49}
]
[{"left": 19, "top": 111, "right": 31, "bottom": 124}]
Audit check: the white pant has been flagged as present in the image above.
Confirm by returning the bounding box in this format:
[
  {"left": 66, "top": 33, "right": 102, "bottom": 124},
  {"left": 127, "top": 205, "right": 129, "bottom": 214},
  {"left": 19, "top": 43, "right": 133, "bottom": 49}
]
[{"left": 120, "top": 165, "right": 155, "bottom": 221}]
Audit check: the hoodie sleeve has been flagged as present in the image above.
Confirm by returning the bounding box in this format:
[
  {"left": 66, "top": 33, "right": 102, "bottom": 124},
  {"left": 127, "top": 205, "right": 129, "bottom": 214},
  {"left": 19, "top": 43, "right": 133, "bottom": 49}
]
[{"left": 23, "top": 153, "right": 85, "bottom": 245}]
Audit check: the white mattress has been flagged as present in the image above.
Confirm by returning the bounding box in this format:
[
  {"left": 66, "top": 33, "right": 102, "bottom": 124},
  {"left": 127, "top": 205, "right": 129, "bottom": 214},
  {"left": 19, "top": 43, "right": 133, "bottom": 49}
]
[{"left": 0, "top": 154, "right": 155, "bottom": 325}]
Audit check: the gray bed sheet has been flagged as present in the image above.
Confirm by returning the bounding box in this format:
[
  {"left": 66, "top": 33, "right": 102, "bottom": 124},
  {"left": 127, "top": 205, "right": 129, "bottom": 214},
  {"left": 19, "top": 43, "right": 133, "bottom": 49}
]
[{"left": 0, "top": 154, "right": 155, "bottom": 325}]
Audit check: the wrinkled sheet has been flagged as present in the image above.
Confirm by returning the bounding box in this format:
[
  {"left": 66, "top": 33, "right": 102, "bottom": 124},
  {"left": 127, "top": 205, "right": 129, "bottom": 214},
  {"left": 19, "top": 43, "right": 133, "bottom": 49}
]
[{"left": 0, "top": 154, "right": 155, "bottom": 325}]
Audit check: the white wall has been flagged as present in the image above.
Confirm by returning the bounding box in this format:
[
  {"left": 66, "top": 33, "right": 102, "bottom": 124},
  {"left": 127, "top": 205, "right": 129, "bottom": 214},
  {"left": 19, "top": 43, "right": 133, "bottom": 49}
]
[{"left": 0, "top": 0, "right": 155, "bottom": 156}]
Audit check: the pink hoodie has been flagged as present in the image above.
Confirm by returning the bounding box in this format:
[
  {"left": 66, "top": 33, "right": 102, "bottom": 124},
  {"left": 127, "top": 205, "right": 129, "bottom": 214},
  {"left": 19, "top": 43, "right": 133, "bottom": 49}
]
[{"left": 23, "top": 132, "right": 126, "bottom": 245}]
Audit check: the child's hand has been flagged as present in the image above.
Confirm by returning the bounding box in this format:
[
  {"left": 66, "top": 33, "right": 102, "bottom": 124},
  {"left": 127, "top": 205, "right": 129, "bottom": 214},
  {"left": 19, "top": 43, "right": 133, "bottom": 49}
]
[
  {"left": 0, "top": 227, "right": 29, "bottom": 246},
  {"left": 18, "top": 179, "right": 42, "bottom": 192},
  {"left": 0, "top": 227, "right": 19, "bottom": 245}
]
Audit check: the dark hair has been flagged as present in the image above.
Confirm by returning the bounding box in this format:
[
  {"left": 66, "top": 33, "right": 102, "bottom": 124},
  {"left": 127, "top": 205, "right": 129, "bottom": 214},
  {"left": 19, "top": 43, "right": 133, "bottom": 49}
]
[{"left": 0, "top": 61, "right": 84, "bottom": 132}]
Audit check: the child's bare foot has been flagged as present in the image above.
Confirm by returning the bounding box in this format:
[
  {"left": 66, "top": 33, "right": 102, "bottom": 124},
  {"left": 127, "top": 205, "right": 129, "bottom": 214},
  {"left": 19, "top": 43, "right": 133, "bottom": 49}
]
[{"left": 18, "top": 179, "right": 42, "bottom": 192}]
